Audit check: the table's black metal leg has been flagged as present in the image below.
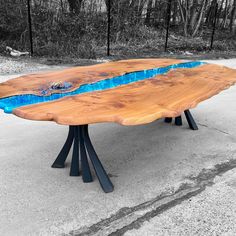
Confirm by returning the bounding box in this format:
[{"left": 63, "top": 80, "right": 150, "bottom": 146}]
[
  {"left": 184, "top": 110, "right": 198, "bottom": 130},
  {"left": 70, "top": 126, "right": 80, "bottom": 176},
  {"left": 52, "top": 126, "right": 74, "bottom": 168},
  {"left": 83, "top": 125, "right": 114, "bottom": 193},
  {"left": 175, "top": 116, "right": 182, "bottom": 126},
  {"left": 165, "top": 117, "right": 172, "bottom": 123},
  {"left": 79, "top": 126, "right": 93, "bottom": 183}
]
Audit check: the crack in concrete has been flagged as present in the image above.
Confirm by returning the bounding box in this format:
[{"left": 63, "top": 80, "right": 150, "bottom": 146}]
[
  {"left": 197, "top": 122, "right": 230, "bottom": 135},
  {"left": 68, "top": 159, "right": 236, "bottom": 236}
]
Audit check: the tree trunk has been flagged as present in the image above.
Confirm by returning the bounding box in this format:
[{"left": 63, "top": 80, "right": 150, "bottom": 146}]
[
  {"left": 145, "top": 0, "right": 153, "bottom": 25},
  {"left": 177, "top": 0, "right": 188, "bottom": 36},
  {"left": 189, "top": 0, "right": 199, "bottom": 32},
  {"left": 192, "top": 0, "right": 207, "bottom": 36},
  {"left": 230, "top": 0, "right": 236, "bottom": 33},
  {"left": 184, "top": 0, "right": 189, "bottom": 36},
  {"left": 216, "top": 0, "right": 225, "bottom": 26},
  {"left": 172, "top": 0, "right": 178, "bottom": 25},
  {"left": 222, "top": 0, "right": 229, "bottom": 28}
]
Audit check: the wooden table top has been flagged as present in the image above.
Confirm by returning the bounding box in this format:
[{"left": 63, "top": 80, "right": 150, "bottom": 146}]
[{"left": 1, "top": 58, "right": 236, "bottom": 126}]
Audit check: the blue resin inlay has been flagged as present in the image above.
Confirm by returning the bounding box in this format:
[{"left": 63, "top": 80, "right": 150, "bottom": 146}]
[{"left": 0, "top": 61, "right": 206, "bottom": 113}]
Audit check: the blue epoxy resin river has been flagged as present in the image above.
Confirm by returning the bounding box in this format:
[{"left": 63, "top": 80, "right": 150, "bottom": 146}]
[{"left": 0, "top": 61, "right": 206, "bottom": 113}]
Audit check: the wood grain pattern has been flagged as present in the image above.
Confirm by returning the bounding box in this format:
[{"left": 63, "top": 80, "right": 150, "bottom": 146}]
[
  {"left": 0, "top": 58, "right": 182, "bottom": 98},
  {"left": 12, "top": 62, "right": 236, "bottom": 126}
]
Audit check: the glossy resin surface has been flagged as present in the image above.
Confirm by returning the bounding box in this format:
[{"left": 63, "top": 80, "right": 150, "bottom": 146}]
[{"left": 0, "top": 61, "right": 205, "bottom": 113}]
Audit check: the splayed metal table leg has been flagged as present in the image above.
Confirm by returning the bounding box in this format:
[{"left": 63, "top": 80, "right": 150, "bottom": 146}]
[
  {"left": 184, "top": 110, "right": 198, "bottom": 130},
  {"left": 70, "top": 126, "right": 80, "bottom": 176},
  {"left": 51, "top": 126, "right": 74, "bottom": 168},
  {"left": 164, "top": 117, "right": 173, "bottom": 123},
  {"left": 51, "top": 125, "right": 113, "bottom": 193},
  {"left": 79, "top": 126, "right": 93, "bottom": 183},
  {"left": 175, "top": 116, "right": 182, "bottom": 126},
  {"left": 83, "top": 125, "right": 114, "bottom": 193}
]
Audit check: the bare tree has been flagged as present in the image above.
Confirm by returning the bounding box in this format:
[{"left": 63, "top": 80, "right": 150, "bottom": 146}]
[{"left": 178, "top": 0, "right": 208, "bottom": 36}]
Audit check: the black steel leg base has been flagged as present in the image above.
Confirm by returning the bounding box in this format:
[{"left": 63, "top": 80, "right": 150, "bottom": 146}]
[
  {"left": 175, "top": 116, "right": 182, "bottom": 126},
  {"left": 164, "top": 116, "right": 182, "bottom": 126},
  {"left": 184, "top": 110, "right": 198, "bottom": 130},
  {"left": 164, "top": 110, "right": 198, "bottom": 130},
  {"left": 52, "top": 125, "right": 114, "bottom": 193},
  {"left": 164, "top": 117, "right": 172, "bottom": 123}
]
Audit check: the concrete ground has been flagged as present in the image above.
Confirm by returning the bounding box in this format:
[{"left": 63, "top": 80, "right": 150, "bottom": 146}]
[{"left": 0, "top": 58, "right": 236, "bottom": 236}]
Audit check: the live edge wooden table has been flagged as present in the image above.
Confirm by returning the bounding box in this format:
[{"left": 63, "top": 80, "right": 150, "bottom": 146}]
[{"left": 1, "top": 59, "right": 236, "bottom": 193}]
